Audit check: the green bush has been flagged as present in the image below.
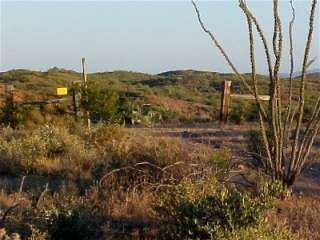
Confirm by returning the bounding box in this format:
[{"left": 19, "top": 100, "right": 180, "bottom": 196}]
[
  {"left": 156, "top": 177, "right": 276, "bottom": 239},
  {"left": 256, "top": 176, "right": 287, "bottom": 200},
  {"left": 81, "top": 84, "right": 160, "bottom": 125},
  {"left": 0, "top": 102, "right": 29, "bottom": 128},
  {"left": 81, "top": 84, "right": 121, "bottom": 123},
  {"left": 229, "top": 101, "right": 258, "bottom": 124}
]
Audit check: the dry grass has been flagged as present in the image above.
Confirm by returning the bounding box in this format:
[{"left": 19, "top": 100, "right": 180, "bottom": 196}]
[
  {"left": 105, "top": 190, "right": 156, "bottom": 221},
  {"left": 268, "top": 196, "right": 320, "bottom": 240}
]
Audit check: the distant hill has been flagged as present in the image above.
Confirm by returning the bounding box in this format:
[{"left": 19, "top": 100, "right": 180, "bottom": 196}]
[
  {"left": 158, "top": 69, "right": 218, "bottom": 77},
  {"left": 279, "top": 68, "right": 320, "bottom": 78}
]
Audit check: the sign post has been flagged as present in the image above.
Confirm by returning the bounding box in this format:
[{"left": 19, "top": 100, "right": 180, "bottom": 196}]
[{"left": 56, "top": 88, "right": 68, "bottom": 96}]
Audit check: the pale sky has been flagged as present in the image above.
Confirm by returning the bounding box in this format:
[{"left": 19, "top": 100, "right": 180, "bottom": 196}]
[{"left": 1, "top": 0, "right": 319, "bottom": 74}]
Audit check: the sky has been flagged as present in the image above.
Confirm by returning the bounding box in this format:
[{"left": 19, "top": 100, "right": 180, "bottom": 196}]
[{"left": 0, "top": 0, "right": 319, "bottom": 74}]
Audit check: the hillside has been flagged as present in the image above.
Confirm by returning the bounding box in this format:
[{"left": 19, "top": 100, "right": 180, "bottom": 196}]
[
  {"left": 0, "top": 68, "right": 319, "bottom": 123},
  {"left": 0, "top": 68, "right": 272, "bottom": 100}
]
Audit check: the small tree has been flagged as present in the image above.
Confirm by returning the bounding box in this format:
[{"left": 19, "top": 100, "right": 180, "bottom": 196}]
[
  {"left": 192, "top": 0, "right": 319, "bottom": 189},
  {"left": 81, "top": 84, "right": 121, "bottom": 123}
]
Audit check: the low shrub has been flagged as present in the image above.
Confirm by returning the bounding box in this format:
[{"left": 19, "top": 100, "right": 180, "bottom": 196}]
[
  {"left": 155, "top": 177, "right": 288, "bottom": 239},
  {"left": 81, "top": 84, "right": 122, "bottom": 123},
  {"left": 0, "top": 102, "right": 29, "bottom": 128},
  {"left": 229, "top": 101, "right": 258, "bottom": 124},
  {"left": 0, "top": 124, "right": 97, "bottom": 178},
  {"left": 0, "top": 184, "right": 104, "bottom": 240}
]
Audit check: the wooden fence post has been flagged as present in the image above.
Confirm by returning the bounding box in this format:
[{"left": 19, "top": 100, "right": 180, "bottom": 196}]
[
  {"left": 220, "top": 80, "right": 231, "bottom": 123},
  {"left": 82, "top": 58, "right": 91, "bottom": 131}
]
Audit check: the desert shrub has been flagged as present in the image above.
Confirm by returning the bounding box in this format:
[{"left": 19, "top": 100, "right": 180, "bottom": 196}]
[
  {"left": 255, "top": 175, "right": 287, "bottom": 199},
  {"left": 4, "top": 184, "right": 104, "bottom": 240},
  {"left": 82, "top": 84, "right": 122, "bottom": 123},
  {"left": 210, "top": 148, "right": 232, "bottom": 173},
  {"left": 229, "top": 101, "right": 258, "bottom": 124},
  {"left": 118, "top": 101, "right": 159, "bottom": 125},
  {"left": 156, "top": 177, "right": 277, "bottom": 240},
  {"left": 153, "top": 107, "right": 181, "bottom": 123},
  {"left": 0, "top": 124, "right": 97, "bottom": 178},
  {"left": 219, "top": 223, "right": 299, "bottom": 240},
  {"left": 0, "top": 132, "right": 47, "bottom": 175},
  {"left": 0, "top": 102, "right": 29, "bottom": 128},
  {"left": 246, "top": 130, "right": 290, "bottom": 193},
  {"left": 81, "top": 83, "right": 159, "bottom": 125},
  {"left": 25, "top": 110, "right": 46, "bottom": 127},
  {"left": 229, "top": 104, "right": 246, "bottom": 124},
  {"left": 38, "top": 185, "right": 103, "bottom": 240}
]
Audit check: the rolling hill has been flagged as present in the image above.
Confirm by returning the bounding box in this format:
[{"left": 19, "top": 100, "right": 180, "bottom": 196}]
[{"left": 0, "top": 68, "right": 319, "bottom": 123}]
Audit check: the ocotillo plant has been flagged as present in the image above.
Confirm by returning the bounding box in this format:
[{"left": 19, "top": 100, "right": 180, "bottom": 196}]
[{"left": 192, "top": 0, "right": 319, "bottom": 189}]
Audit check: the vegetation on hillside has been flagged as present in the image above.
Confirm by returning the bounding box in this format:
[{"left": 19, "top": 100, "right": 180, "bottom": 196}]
[{"left": 1, "top": 68, "right": 319, "bottom": 127}]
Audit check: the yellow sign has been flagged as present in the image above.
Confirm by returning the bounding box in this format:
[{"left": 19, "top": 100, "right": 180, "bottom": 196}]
[{"left": 56, "top": 88, "right": 68, "bottom": 96}]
